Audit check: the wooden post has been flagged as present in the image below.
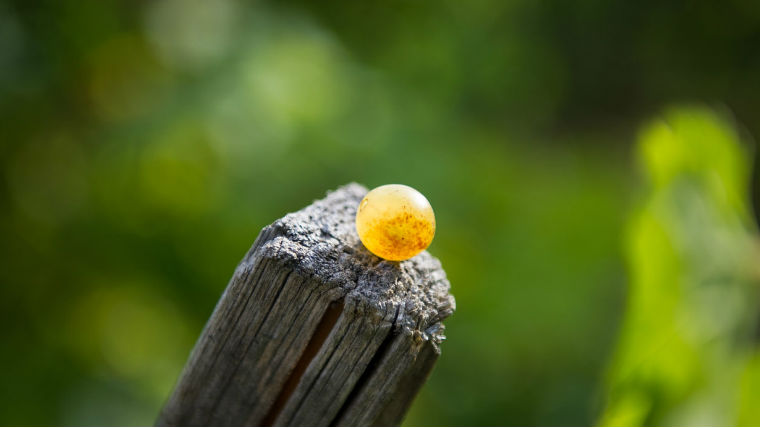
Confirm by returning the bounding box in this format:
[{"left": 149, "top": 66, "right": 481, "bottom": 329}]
[{"left": 157, "top": 183, "right": 455, "bottom": 426}]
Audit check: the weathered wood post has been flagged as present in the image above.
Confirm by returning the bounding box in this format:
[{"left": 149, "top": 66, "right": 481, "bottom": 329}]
[{"left": 157, "top": 183, "right": 455, "bottom": 426}]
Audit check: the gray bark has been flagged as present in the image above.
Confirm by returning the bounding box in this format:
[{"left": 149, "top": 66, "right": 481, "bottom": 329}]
[{"left": 157, "top": 183, "right": 455, "bottom": 426}]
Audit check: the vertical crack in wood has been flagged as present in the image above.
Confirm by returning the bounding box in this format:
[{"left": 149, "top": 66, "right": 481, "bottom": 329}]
[
  {"left": 258, "top": 281, "right": 333, "bottom": 384},
  {"left": 261, "top": 299, "right": 345, "bottom": 426},
  {"left": 277, "top": 307, "right": 356, "bottom": 426},
  {"left": 206, "top": 269, "right": 295, "bottom": 424},
  {"left": 162, "top": 257, "right": 274, "bottom": 425},
  {"left": 329, "top": 328, "right": 397, "bottom": 426},
  {"left": 371, "top": 342, "right": 439, "bottom": 426},
  {"left": 157, "top": 185, "right": 454, "bottom": 427}
]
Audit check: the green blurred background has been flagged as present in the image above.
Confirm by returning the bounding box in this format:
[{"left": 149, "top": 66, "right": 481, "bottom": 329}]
[{"left": 2, "top": 0, "right": 760, "bottom": 426}]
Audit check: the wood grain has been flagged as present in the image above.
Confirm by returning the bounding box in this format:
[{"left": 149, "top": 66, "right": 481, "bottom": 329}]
[{"left": 157, "top": 183, "right": 455, "bottom": 426}]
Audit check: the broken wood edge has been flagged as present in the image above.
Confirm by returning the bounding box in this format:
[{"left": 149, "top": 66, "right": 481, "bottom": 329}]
[{"left": 156, "top": 184, "right": 454, "bottom": 426}]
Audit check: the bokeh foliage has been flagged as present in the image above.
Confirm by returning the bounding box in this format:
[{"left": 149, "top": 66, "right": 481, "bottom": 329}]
[
  {"left": 601, "top": 108, "right": 760, "bottom": 426},
  {"left": 1, "top": 0, "right": 759, "bottom": 426}
]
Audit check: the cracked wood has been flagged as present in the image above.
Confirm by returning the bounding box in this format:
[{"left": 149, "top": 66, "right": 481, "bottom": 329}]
[{"left": 157, "top": 183, "right": 455, "bottom": 427}]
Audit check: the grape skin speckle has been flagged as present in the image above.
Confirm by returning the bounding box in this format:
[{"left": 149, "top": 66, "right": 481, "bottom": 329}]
[{"left": 355, "top": 184, "right": 436, "bottom": 261}]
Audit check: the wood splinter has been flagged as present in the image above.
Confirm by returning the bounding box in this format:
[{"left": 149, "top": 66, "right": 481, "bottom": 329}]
[{"left": 157, "top": 183, "right": 456, "bottom": 427}]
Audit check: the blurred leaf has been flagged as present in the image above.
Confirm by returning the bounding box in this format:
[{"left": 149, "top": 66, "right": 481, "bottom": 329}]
[{"left": 600, "top": 106, "right": 760, "bottom": 426}]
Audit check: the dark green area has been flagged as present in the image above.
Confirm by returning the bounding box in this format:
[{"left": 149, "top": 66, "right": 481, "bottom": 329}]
[{"left": 1, "top": 1, "right": 759, "bottom": 425}]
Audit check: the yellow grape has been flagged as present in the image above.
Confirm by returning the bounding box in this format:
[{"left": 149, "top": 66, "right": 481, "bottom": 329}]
[{"left": 355, "top": 184, "right": 435, "bottom": 261}]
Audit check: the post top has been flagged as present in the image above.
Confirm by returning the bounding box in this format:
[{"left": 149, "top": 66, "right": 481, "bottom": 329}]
[{"left": 254, "top": 183, "right": 455, "bottom": 345}]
